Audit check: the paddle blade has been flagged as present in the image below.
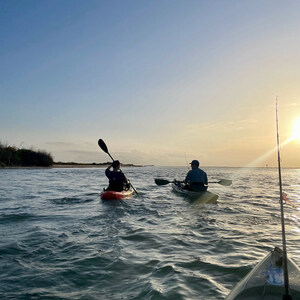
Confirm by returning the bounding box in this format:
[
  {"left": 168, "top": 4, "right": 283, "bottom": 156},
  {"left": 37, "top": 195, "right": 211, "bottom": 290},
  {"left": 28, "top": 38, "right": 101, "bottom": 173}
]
[
  {"left": 98, "top": 139, "right": 108, "bottom": 153},
  {"left": 217, "top": 179, "right": 232, "bottom": 186},
  {"left": 155, "top": 179, "right": 171, "bottom": 186}
]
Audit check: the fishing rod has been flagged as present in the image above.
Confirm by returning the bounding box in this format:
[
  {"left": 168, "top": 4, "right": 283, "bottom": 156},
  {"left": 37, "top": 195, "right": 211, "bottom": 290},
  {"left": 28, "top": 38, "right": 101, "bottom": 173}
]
[
  {"left": 276, "top": 98, "right": 291, "bottom": 300},
  {"left": 184, "top": 153, "right": 190, "bottom": 171}
]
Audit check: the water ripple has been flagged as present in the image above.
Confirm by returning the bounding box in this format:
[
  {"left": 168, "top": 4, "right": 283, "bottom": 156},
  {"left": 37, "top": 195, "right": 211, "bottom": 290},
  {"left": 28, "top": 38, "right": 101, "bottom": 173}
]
[{"left": 0, "top": 166, "right": 299, "bottom": 299}]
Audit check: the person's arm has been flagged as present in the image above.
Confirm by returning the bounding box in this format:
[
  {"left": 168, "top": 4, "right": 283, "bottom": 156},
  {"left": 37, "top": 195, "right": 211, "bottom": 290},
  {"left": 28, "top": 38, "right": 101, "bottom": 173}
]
[
  {"left": 204, "top": 173, "right": 208, "bottom": 185},
  {"left": 121, "top": 172, "right": 130, "bottom": 189},
  {"left": 120, "top": 172, "right": 127, "bottom": 183},
  {"left": 105, "top": 164, "right": 113, "bottom": 178},
  {"left": 184, "top": 171, "right": 191, "bottom": 184}
]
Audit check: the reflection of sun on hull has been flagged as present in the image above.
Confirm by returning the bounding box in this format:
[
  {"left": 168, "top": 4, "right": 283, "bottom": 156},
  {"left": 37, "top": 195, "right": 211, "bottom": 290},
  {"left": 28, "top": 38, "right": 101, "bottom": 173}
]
[
  {"left": 171, "top": 182, "right": 218, "bottom": 204},
  {"left": 226, "top": 247, "right": 300, "bottom": 300}
]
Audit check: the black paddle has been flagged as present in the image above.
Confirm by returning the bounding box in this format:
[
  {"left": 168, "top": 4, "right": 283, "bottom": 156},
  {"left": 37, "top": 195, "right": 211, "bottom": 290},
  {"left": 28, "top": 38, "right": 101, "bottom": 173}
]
[
  {"left": 155, "top": 178, "right": 232, "bottom": 186},
  {"left": 98, "top": 139, "right": 138, "bottom": 194},
  {"left": 155, "top": 179, "right": 176, "bottom": 186}
]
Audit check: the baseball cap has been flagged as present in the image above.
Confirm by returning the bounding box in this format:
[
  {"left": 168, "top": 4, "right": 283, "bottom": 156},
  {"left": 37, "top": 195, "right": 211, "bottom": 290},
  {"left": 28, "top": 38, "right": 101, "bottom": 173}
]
[{"left": 190, "top": 160, "right": 199, "bottom": 167}]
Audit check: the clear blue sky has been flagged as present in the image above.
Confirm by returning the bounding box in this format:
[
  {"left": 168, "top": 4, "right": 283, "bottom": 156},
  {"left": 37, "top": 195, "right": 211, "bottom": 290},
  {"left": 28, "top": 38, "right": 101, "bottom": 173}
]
[{"left": 1, "top": 0, "right": 300, "bottom": 166}]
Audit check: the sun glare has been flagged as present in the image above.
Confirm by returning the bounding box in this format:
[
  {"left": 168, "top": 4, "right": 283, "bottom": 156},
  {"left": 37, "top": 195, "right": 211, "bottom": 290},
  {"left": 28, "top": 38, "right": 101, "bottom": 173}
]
[{"left": 292, "top": 117, "right": 300, "bottom": 140}]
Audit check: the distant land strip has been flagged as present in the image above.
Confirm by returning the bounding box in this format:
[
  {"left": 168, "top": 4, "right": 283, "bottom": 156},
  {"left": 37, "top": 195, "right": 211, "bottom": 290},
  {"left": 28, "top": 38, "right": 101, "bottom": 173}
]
[
  {"left": 52, "top": 162, "right": 145, "bottom": 168},
  {"left": 0, "top": 143, "right": 147, "bottom": 168}
]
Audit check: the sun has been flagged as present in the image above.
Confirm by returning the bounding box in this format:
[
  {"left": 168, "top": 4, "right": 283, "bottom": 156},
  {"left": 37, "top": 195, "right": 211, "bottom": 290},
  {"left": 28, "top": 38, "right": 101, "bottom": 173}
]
[{"left": 291, "top": 117, "right": 300, "bottom": 140}]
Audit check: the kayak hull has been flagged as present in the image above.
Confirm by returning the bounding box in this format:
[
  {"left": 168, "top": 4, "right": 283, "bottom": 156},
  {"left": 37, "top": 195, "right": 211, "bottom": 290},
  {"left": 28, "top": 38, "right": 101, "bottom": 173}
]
[
  {"left": 100, "top": 189, "right": 133, "bottom": 200},
  {"left": 172, "top": 182, "right": 218, "bottom": 203},
  {"left": 226, "top": 247, "right": 300, "bottom": 300}
]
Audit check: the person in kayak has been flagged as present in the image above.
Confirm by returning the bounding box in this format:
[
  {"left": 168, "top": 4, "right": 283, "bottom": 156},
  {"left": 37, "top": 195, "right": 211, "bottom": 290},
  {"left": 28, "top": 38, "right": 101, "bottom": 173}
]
[
  {"left": 184, "top": 160, "right": 208, "bottom": 191},
  {"left": 105, "top": 160, "right": 130, "bottom": 192}
]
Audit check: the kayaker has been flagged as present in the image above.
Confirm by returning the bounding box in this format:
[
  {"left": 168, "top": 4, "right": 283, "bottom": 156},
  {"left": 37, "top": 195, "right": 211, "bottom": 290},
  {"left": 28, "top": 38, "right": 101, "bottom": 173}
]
[
  {"left": 184, "top": 160, "right": 208, "bottom": 191},
  {"left": 105, "top": 160, "right": 130, "bottom": 192}
]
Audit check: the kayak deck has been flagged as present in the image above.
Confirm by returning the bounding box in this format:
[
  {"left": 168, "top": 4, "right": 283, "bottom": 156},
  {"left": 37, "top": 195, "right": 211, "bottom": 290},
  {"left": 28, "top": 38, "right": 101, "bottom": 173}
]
[
  {"left": 172, "top": 181, "right": 218, "bottom": 203},
  {"left": 100, "top": 189, "right": 133, "bottom": 200},
  {"left": 226, "top": 247, "right": 300, "bottom": 300}
]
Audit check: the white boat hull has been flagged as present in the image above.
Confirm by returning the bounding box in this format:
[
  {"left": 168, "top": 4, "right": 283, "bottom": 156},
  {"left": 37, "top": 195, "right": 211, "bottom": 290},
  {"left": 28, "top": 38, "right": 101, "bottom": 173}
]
[{"left": 226, "top": 247, "right": 300, "bottom": 300}]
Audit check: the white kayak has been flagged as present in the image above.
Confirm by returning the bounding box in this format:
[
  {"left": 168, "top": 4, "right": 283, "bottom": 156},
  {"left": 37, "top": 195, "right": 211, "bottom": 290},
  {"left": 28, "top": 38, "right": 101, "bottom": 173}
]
[
  {"left": 226, "top": 247, "right": 300, "bottom": 300},
  {"left": 171, "top": 181, "right": 218, "bottom": 203}
]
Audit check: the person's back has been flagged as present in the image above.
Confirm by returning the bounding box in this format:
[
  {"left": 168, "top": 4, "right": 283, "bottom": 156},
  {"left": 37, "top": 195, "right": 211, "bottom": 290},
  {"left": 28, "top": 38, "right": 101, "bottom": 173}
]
[
  {"left": 184, "top": 160, "right": 208, "bottom": 191},
  {"left": 105, "top": 160, "right": 127, "bottom": 192}
]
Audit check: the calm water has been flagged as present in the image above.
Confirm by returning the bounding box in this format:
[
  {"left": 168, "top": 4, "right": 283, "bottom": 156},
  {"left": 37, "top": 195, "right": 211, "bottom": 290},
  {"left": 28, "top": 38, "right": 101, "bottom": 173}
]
[{"left": 0, "top": 166, "right": 299, "bottom": 299}]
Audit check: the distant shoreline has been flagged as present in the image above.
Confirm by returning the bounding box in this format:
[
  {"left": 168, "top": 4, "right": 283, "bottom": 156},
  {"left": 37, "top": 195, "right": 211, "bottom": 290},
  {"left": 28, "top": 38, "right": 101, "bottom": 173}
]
[
  {"left": 52, "top": 163, "right": 145, "bottom": 168},
  {"left": 1, "top": 165, "right": 299, "bottom": 169},
  {"left": 1, "top": 162, "right": 146, "bottom": 169}
]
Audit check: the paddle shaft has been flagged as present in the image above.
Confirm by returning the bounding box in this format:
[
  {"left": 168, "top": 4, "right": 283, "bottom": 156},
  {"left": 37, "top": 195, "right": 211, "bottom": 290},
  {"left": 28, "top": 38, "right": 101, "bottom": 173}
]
[
  {"left": 155, "top": 178, "right": 231, "bottom": 187},
  {"left": 106, "top": 152, "right": 114, "bottom": 162}
]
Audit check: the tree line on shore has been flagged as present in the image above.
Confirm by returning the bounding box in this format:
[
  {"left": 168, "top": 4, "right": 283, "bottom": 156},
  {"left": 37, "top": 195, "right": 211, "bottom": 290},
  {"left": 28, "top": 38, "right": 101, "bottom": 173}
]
[
  {"left": 0, "top": 143, "right": 54, "bottom": 167},
  {"left": 0, "top": 143, "right": 144, "bottom": 168}
]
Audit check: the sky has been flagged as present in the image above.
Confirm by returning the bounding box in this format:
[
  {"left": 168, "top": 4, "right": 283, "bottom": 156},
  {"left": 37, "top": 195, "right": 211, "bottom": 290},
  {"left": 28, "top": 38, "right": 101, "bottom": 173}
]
[{"left": 1, "top": 0, "right": 300, "bottom": 167}]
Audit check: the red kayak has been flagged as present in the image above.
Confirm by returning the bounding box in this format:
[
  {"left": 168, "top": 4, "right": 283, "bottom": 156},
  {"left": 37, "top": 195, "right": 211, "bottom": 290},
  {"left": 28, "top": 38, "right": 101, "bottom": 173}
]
[{"left": 100, "top": 189, "right": 133, "bottom": 200}]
